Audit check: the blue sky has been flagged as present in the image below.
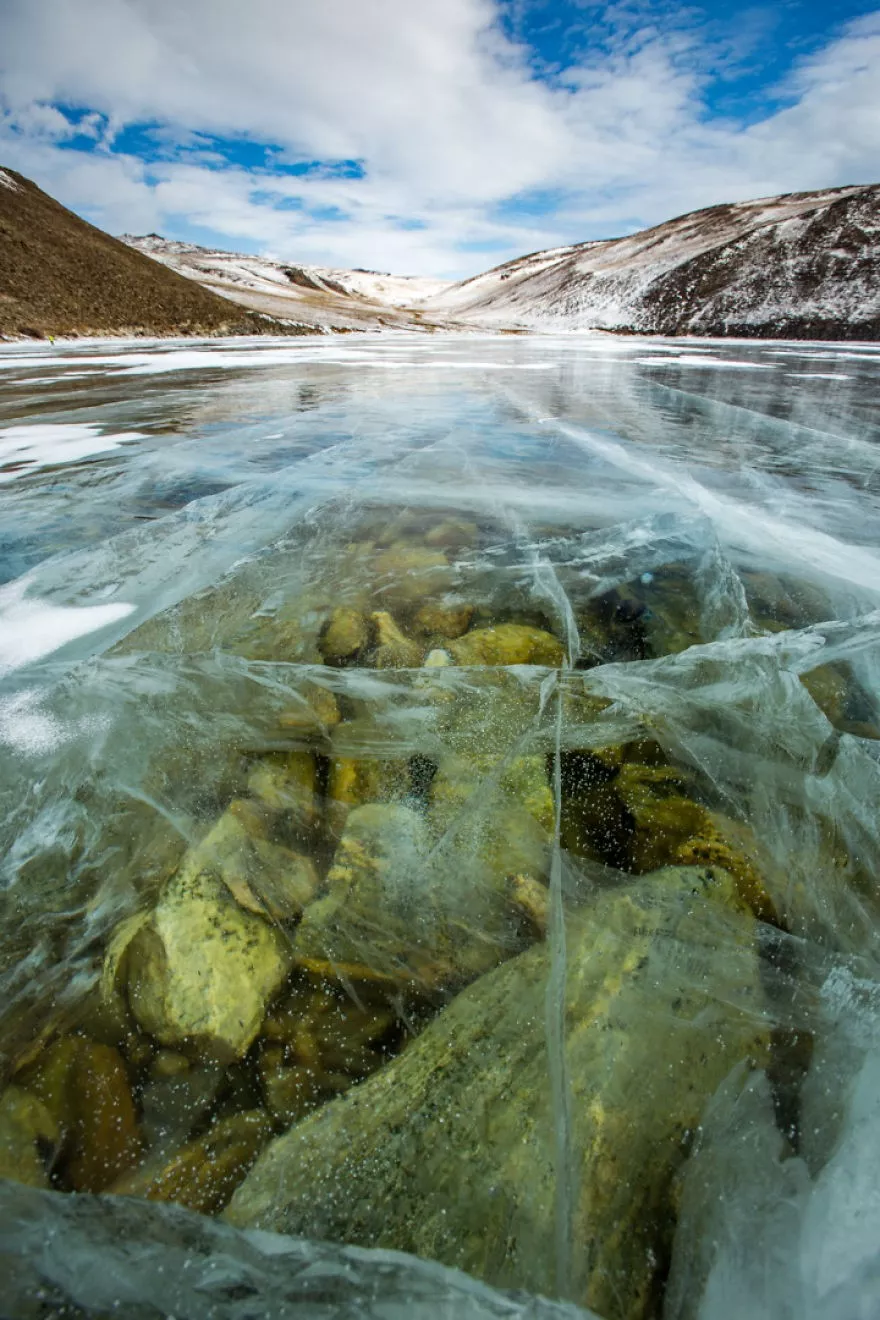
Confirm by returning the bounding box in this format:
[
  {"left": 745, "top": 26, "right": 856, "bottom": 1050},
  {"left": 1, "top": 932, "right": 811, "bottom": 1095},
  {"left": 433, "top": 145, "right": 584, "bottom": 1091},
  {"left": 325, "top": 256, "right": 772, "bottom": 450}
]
[{"left": 0, "top": 0, "right": 878, "bottom": 277}]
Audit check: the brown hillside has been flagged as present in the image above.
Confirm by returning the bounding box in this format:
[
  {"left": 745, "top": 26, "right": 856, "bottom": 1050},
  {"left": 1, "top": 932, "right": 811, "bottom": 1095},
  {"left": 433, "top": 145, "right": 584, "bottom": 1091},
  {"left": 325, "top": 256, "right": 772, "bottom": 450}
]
[{"left": 0, "top": 166, "right": 313, "bottom": 339}]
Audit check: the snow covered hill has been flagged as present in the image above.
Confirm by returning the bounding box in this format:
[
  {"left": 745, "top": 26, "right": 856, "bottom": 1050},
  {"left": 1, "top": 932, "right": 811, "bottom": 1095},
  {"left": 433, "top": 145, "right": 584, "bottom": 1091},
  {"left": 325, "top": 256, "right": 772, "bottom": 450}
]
[
  {"left": 120, "top": 235, "right": 452, "bottom": 332},
  {"left": 422, "top": 185, "right": 880, "bottom": 339}
]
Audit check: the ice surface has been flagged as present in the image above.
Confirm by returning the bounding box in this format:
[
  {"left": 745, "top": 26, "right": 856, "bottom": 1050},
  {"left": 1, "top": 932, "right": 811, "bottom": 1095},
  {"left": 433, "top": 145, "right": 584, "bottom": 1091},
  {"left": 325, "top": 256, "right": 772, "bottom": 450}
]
[
  {"left": 665, "top": 991, "right": 880, "bottom": 1320},
  {"left": 1, "top": 334, "right": 880, "bottom": 1317},
  {"left": 0, "top": 1180, "right": 597, "bottom": 1319}
]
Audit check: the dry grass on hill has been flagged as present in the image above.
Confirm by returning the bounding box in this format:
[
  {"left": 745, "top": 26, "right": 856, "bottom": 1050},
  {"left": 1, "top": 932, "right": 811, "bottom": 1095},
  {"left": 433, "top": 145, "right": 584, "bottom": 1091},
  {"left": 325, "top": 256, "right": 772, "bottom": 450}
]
[{"left": 0, "top": 167, "right": 315, "bottom": 339}]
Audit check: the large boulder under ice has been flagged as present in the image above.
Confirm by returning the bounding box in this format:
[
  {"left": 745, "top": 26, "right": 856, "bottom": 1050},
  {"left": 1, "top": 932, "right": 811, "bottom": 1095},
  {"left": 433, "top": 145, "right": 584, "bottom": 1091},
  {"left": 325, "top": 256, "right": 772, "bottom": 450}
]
[
  {"left": 227, "top": 865, "right": 770, "bottom": 1320},
  {"left": 0, "top": 1179, "right": 598, "bottom": 1320}
]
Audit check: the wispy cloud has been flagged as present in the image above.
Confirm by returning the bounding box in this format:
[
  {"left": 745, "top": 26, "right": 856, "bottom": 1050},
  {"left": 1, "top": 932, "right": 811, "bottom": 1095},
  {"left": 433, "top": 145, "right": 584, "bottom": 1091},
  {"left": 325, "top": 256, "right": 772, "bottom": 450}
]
[{"left": 0, "top": 0, "right": 877, "bottom": 276}]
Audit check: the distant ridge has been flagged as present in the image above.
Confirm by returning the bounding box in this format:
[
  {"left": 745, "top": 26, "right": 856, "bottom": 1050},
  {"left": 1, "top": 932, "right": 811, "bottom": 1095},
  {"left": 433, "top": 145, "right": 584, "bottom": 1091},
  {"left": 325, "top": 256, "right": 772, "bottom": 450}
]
[
  {"left": 0, "top": 167, "right": 313, "bottom": 339},
  {"left": 4, "top": 165, "right": 876, "bottom": 341},
  {"left": 422, "top": 184, "right": 880, "bottom": 340},
  {"left": 120, "top": 233, "right": 453, "bottom": 333}
]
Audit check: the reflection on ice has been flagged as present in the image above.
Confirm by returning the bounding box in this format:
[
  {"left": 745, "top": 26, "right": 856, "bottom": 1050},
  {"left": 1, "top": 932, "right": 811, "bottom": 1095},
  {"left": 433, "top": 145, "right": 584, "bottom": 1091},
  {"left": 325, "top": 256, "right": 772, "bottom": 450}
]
[{"left": 1, "top": 334, "right": 880, "bottom": 1320}]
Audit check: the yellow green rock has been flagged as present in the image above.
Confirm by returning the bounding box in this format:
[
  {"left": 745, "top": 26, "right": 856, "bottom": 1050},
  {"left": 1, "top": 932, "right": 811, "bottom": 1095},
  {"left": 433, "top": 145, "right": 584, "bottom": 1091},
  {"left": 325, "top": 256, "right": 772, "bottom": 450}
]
[
  {"left": 370, "top": 610, "right": 423, "bottom": 668},
  {"left": 424, "top": 648, "right": 453, "bottom": 668},
  {"left": 319, "top": 607, "right": 370, "bottom": 662},
  {"left": 257, "top": 975, "right": 396, "bottom": 1127},
  {"left": 262, "top": 978, "right": 395, "bottom": 1078},
  {"left": 800, "top": 662, "right": 880, "bottom": 739},
  {"left": 423, "top": 518, "right": 478, "bottom": 552},
  {"left": 0, "top": 1085, "right": 60, "bottom": 1188},
  {"left": 196, "top": 800, "right": 319, "bottom": 920},
  {"left": 14, "top": 1036, "right": 142, "bottom": 1193},
  {"left": 448, "top": 624, "right": 564, "bottom": 667},
  {"left": 110, "top": 1110, "right": 271, "bottom": 1215},
  {"left": 226, "top": 865, "right": 770, "bottom": 1320},
  {"left": 372, "top": 545, "right": 451, "bottom": 605},
  {"left": 277, "top": 683, "right": 341, "bottom": 733},
  {"left": 257, "top": 1049, "right": 327, "bottom": 1127},
  {"left": 325, "top": 716, "right": 412, "bottom": 834},
  {"left": 295, "top": 801, "right": 535, "bottom": 992},
  {"left": 247, "top": 752, "right": 319, "bottom": 830},
  {"left": 150, "top": 1049, "right": 191, "bottom": 1080},
  {"left": 413, "top": 603, "right": 474, "bottom": 639},
  {"left": 615, "top": 764, "right": 776, "bottom": 919},
  {"left": 124, "top": 821, "right": 295, "bottom": 1060}
]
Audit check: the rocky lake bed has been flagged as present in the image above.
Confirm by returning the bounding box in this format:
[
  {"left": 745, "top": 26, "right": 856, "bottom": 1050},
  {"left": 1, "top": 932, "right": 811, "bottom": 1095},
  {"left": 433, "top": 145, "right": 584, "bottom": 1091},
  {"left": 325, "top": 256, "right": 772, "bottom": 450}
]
[{"left": 1, "top": 333, "right": 880, "bottom": 1318}]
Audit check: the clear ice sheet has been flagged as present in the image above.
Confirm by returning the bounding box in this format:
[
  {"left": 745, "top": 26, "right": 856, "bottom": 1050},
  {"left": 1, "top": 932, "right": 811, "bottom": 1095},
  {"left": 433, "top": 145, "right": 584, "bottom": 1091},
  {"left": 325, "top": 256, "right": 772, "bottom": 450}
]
[
  {"left": 0, "top": 1178, "right": 598, "bottom": 1319},
  {"left": 1, "top": 334, "right": 880, "bottom": 1318}
]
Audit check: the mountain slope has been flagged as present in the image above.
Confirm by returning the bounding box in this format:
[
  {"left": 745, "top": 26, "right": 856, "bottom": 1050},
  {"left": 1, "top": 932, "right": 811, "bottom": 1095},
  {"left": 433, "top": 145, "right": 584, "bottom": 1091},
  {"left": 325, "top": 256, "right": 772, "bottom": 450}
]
[
  {"left": 121, "top": 234, "right": 453, "bottom": 333},
  {"left": 0, "top": 167, "right": 312, "bottom": 339},
  {"left": 423, "top": 185, "right": 880, "bottom": 339}
]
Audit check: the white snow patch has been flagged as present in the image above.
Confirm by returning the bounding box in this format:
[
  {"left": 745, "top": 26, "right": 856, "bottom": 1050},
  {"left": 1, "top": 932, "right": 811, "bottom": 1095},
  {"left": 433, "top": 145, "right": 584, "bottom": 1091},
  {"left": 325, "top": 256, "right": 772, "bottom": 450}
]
[
  {"left": 0, "top": 346, "right": 556, "bottom": 377},
  {"left": 0, "top": 423, "right": 146, "bottom": 480},
  {"left": 0, "top": 582, "right": 135, "bottom": 676},
  {"left": 0, "top": 169, "right": 19, "bottom": 191},
  {"left": 633, "top": 356, "right": 775, "bottom": 369}
]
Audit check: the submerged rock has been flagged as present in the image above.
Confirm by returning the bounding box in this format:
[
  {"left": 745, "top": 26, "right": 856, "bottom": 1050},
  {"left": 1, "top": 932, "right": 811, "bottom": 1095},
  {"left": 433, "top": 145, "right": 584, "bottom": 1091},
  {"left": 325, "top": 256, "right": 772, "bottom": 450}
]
[
  {"left": 261, "top": 977, "right": 396, "bottom": 1076},
  {"left": 192, "top": 801, "right": 318, "bottom": 919},
  {"left": 424, "top": 647, "right": 454, "bottom": 667},
  {"left": 319, "top": 606, "right": 370, "bottom": 663},
  {"left": 429, "top": 752, "right": 554, "bottom": 923},
  {"left": 14, "top": 1037, "right": 141, "bottom": 1193},
  {"left": 277, "top": 681, "right": 341, "bottom": 733},
  {"left": 449, "top": 623, "right": 564, "bottom": 667},
  {"left": 247, "top": 753, "right": 320, "bottom": 832},
  {"left": 371, "top": 610, "right": 424, "bottom": 668},
  {"left": 423, "top": 518, "right": 479, "bottom": 552},
  {"left": 800, "top": 661, "right": 880, "bottom": 739},
  {"left": 293, "top": 802, "right": 530, "bottom": 992},
  {"left": 125, "top": 816, "right": 296, "bottom": 1060},
  {"left": 373, "top": 545, "right": 452, "bottom": 605},
  {"left": 615, "top": 764, "right": 776, "bottom": 920},
  {"left": 256, "top": 976, "right": 398, "bottom": 1129},
  {"left": 292, "top": 804, "right": 438, "bottom": 981},
  {"left": 325, "top": 732, "right": 412, "bottom": 835},
  {"left": 413, "top": 601, "right": 474, "bottom": 639},
  {"left": 433, "top": 751, "right": 554, "bottom": 832},
  {"left": 0, "top": 1086, "right": 59, "bottom": 1188},
  {"left": 110, "top": 1110, "right": 271, "bottom": 1215},
  {"left": 227, "top": 865, "right": 769, "bottom": 1320}
]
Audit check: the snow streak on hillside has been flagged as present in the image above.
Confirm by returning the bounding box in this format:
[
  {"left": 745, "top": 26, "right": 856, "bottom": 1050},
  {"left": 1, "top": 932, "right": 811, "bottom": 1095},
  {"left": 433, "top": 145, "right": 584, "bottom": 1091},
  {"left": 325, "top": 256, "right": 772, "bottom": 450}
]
[
  {"left": 423, "top": 185, "right": 880, "bottom": 340},
  {"left": 121, "top": 235, "right": 453, "bottom": 333}
]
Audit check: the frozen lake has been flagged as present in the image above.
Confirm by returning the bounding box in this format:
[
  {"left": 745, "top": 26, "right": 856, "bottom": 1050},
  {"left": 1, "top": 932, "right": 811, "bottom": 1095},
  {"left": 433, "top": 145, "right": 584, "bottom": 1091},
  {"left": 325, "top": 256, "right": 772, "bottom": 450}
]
[{"left": 2, "top": 332, "right": 880, "bottom": 1319}]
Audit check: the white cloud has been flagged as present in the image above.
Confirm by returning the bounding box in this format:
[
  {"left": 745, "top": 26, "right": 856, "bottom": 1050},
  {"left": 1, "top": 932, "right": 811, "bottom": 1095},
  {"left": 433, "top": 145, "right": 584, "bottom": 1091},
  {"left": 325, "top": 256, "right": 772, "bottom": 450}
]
[{"left": 0, "top": 0, "right": 877, "bottom": 276}]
